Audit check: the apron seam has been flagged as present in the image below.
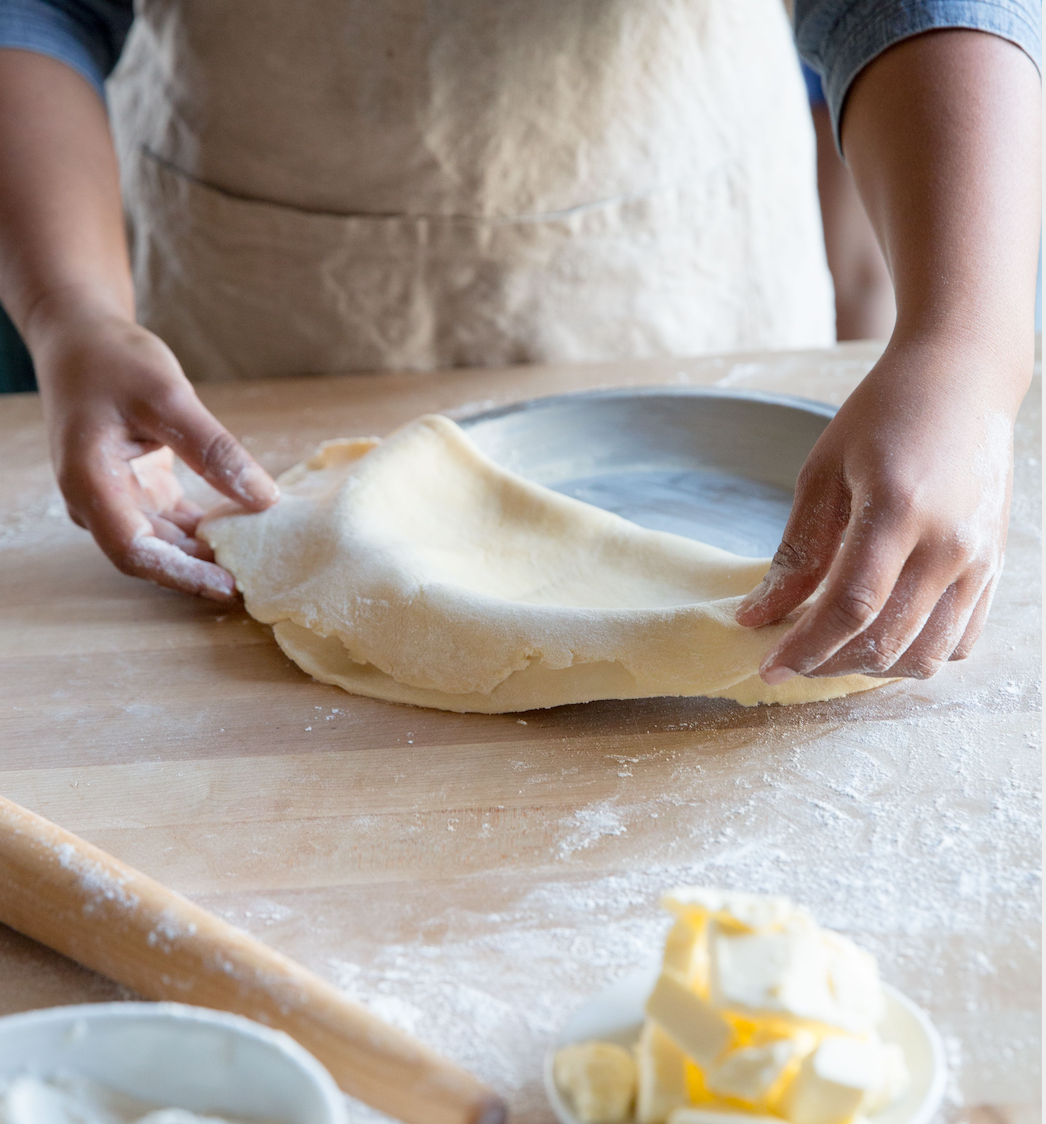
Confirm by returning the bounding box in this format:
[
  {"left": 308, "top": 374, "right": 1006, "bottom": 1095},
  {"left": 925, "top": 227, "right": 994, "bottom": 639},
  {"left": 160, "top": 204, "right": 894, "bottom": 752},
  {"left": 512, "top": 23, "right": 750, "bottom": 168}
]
[{"left": 140, "top": 144, "right": 684, "bottom": 225}]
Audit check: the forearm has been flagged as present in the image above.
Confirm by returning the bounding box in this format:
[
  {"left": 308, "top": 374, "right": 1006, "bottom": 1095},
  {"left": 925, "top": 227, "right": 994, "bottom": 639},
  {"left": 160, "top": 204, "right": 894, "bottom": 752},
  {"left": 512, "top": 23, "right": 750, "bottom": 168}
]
[
  {"left": 842, "top": 29, "right": 1041, "bottom": 402},
  {"left": 0, "top": 48, "right": 277, "bottom": 599},
  {"left": 739, "top": 28, "right": 1040, "bottom": 679},
  {"left": 0, "top": 48, "right": 132, "bottom": 354}
]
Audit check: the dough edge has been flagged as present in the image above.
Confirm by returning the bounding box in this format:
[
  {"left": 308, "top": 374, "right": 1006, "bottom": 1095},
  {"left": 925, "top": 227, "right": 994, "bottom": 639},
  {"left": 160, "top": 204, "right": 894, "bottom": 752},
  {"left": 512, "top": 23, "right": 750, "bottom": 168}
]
[
  {"left": 273, "top": 619, "right": 883, "bottom": 713},
  {"left": 202, "top": 418, "right": 891, "bottom": 713}
]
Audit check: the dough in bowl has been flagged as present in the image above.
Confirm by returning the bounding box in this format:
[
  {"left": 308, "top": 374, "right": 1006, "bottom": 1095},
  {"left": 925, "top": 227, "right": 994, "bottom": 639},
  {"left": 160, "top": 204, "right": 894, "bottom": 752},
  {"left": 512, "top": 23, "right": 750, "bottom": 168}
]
[{"left": 198, "top": 414, "right": 881, "bottom": 712}]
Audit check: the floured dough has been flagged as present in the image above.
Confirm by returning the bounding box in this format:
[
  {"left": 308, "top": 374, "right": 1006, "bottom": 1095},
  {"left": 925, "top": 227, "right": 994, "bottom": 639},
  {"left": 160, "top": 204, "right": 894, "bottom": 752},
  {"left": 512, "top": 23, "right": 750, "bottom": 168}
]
[{"left": 199, "top": 415, "right": 881, "bottom": 713}]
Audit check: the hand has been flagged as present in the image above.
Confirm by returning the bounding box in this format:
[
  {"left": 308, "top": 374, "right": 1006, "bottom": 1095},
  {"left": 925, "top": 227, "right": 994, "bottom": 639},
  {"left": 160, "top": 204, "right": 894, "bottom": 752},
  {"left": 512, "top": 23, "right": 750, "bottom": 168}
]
[
  {"left": 34, "top": 307, "right": 278, "bottom": 600},
  {"left": 735, "top": 335, "right": 1022, "bottom": 682}
]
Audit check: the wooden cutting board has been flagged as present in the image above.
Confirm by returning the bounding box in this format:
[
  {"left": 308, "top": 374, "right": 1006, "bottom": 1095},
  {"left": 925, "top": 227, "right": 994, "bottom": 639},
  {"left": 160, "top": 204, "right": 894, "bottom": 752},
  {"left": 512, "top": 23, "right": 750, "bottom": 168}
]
[{"left": 0, "top": 343, "right": 1040, "bottom": 1124}]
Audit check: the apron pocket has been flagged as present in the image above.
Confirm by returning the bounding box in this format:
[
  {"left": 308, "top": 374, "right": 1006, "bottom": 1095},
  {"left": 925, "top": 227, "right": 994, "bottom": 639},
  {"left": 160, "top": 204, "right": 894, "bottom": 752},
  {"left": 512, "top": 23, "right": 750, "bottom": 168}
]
[{"left": 126, "top": 149, "right": 832, "bottom": 382}]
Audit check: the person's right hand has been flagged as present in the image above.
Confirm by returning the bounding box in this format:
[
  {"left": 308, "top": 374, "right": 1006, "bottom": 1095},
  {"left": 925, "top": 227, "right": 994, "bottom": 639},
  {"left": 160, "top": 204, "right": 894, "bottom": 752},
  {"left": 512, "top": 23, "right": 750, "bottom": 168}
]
[{"left": 33, "top": 307, "right": 279, "bottom": 601}]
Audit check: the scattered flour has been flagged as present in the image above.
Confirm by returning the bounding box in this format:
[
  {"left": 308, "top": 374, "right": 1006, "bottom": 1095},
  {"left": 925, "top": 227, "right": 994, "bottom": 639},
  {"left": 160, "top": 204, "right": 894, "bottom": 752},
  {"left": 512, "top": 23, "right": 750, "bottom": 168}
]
[
  {"left": 557, "top": 802, "right": 629, "bottom": 858},
  {"left": 54, "top": 844, "right": 140, "bottom": 916},
  {"left": 277, "top": 691, "right": 1039, "bottom": 1123}
]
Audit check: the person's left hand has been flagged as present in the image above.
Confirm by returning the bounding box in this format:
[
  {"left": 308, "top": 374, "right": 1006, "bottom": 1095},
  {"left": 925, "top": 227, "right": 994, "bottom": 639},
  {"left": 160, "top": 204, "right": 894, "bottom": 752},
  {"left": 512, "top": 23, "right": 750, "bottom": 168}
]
[{"left": 734, "top": 334, "right": 1022, "bottom": 682}]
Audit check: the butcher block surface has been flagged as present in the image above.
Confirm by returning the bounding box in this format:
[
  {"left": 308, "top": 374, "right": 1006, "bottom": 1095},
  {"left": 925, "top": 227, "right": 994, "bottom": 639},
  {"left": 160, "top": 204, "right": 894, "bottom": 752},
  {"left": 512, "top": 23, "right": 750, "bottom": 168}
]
[{"left": 0, "top": 342, "right": 1040, "bottom": 1123}]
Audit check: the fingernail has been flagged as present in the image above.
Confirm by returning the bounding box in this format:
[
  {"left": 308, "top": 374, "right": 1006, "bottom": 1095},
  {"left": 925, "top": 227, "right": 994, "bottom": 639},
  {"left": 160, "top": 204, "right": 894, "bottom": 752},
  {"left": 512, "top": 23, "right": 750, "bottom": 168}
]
[
  {"left": 235, "top": 463, "right": 280, "bottom": 506},
  {"left": 738, "top": 579, "right": 768, "bottom": 610},
  {"left": 201, "top": 582, "right": 236, "bottom": 603},
  {"left": 761, "top": 665, "right": 798, "bottom": 685},
  {"left": 736, "top": 596, "right": 761, "bottom": 619},
  {"left": 199, "top": 566, "right": 237, "bottom": 599}
]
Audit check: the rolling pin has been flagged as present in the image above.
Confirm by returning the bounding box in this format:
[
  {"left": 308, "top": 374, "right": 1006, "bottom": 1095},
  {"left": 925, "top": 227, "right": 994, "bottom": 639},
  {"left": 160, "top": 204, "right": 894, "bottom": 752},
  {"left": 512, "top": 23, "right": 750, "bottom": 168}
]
[{"left": 0, "top": 795, "right": 506, "bottom": 1124}]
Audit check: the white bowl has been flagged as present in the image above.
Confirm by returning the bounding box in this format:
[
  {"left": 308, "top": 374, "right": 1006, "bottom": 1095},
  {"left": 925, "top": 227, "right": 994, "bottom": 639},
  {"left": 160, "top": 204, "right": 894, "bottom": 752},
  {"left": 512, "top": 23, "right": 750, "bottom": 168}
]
[
  {"left": 0, "top": 1001, "right": 347, "bottom": 1124},
  {"left": 545, "top": 968, "right": 946, "bottom": 1124}
]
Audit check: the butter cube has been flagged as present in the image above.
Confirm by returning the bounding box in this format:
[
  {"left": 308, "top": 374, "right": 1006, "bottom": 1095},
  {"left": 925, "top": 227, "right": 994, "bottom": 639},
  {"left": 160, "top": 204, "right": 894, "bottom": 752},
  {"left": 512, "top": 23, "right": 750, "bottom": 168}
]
[
  {"left": 709, "top": 927, "right": 884, "bottom": 1035},
  {"left": 553, "top": 1041, "right": 637, "bottom": 1123},
  {"left": 859, "top": 1042, "right": 909, "bottom": 1114},
  {"left": 704, "top": 1035, "right": 809, "bottom": 1105},
  {"left": 635, "top": 1020, "right": 691, "bottom": 1124},
  {"left": 822, "top": 932, "right": 885, "bottom": 1033},
  {"left": 663, "top": 918, "right": 701, "bottom": 975},
  {"left": 646, "top": 969, "right": 733, "bottom": 1068},
  {"left": 710, "top": 928, "right": 835, "bottom": 1023},
  {"left": 662, "top": 887, "right": 811, "bottom": 934},
  {"left": 663, "top": 918, "right": 709, "bottom": 991},
  {"left": 667, "top": 1109, "right": 782, "bottom": 1124},
  {"left": 780, "top": 1037, "right": 884, "bottom": 1124}
]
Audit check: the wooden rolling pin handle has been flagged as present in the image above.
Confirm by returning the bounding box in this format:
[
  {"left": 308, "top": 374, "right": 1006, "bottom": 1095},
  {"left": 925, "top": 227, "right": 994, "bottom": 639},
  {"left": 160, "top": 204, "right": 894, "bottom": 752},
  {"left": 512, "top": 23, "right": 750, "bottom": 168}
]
[{"left": 0, "top": 795, "right": 507, "bottom": 1124}]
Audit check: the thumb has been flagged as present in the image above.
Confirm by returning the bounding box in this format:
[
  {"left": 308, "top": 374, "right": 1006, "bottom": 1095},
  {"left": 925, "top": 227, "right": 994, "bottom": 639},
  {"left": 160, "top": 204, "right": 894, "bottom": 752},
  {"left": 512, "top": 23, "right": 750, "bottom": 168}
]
[
  {"left": 735, "top": 460, "right": 849, "bottom": 627},
  {"left": 148, "top": 387, "right": 279, "bottom": 510}
]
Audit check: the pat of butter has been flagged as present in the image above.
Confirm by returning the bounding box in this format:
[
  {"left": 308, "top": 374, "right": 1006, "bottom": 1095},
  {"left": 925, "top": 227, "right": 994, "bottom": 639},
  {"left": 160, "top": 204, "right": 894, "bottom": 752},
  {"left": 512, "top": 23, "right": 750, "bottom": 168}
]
[
  {"left": 822, "top": 932, "right": 885, "bottom": 1033},
  {"left": 704, "top": 1032, "right": 814, "bottom": 1105},
  {"left": 780, "top": 1037, "right": 883, "bottom": 1124},
  {"left": 646, "top": 970, "right": 733, "bottom": 1068},
  {"left": 710, "top": 928, "right": 881, "bottom": 1034},
  {"left": 663, "top": 919, "right": 709, "bottom": 992},
  {"left": 860, "top": 1041, "right": 908, "bottom": 1114},
  {"left": 635, "top": 1020, "right": 691, "bottom": 1124},
  {"left": 710, "top": 929, "right": 832, "bottom": 1021},
  {"left": 666, "top": 1109, "right": 782, "bottom": 1124},
  {"left": 662, "top": 888, "right": 811, "bottom": 934},
  {"left": 553, "top": 1041, "right": 637, "bottom": 1124}
]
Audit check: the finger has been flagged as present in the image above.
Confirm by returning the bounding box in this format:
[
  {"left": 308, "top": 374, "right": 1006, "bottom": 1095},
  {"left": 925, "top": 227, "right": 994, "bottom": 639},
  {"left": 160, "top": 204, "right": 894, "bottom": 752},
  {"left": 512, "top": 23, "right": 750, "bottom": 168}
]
[
  {"left": 880, "top": 574, "right": 989, "bottom": 678},
  {"left": 949, "top": 577, "right": 998, "bottom": 661},
  {"left": 758, "top": 508, "right": 919, "bottom": 683},
  {"left": 735, "top": 459, "right": 849, "bottom": 627},
  {"left": 147, "top": 513, "right": 216, "bottom": 561},
  {"left": 141, "top": 388, "right": 279, "bottom": 511},
  {"left": 164, "top": 498, "right": 206, "bottom": 535},
  {"left": 803, "top": 561, "right": 943, "bottom": 678},
  {"left": 174, "top": 497, "right": 205, "bottom": 520},
  {"left": 809, "top": 565, "right": 976, "bottom": 679},
  {"left": 78, "top": 453, "right": 236, "bottom": 600},
  {"left": 125, "top": 534, "right": 237, "bottom": 601}
]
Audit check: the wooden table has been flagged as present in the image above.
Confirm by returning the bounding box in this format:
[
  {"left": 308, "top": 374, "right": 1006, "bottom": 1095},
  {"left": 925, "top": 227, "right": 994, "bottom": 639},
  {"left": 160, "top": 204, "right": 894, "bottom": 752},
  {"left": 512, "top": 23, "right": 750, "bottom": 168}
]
[{"left": 1, "top": 343, "right": 1040, "bottom": 1124}]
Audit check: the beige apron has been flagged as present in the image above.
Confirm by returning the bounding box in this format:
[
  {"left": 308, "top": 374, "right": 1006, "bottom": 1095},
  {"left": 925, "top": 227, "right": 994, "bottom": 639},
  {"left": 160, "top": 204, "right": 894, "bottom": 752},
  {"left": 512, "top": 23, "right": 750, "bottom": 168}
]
[{"left": 108, "top": 0, "right": 834, "bottom": 383}]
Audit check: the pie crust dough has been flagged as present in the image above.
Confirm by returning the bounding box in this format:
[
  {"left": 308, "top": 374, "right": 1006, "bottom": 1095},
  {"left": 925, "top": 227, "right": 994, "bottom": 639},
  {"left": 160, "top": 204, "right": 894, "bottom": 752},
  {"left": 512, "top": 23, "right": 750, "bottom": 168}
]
[{"left": 199, "top": 415, "right": 881, "bottom": 712}]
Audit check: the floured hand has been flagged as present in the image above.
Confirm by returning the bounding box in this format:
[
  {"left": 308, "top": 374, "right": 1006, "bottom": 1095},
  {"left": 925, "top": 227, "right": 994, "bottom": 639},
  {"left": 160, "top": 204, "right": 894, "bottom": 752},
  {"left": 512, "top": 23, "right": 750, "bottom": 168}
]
[
  {"left": 737, "top": 30, "right": 1038, "bottom": 686},
  {"left": 36, "top": 309, "right": 279, "bottom": 600},
  {"left": 736, "top": 337, "right": 1019, "bottom": 681}
]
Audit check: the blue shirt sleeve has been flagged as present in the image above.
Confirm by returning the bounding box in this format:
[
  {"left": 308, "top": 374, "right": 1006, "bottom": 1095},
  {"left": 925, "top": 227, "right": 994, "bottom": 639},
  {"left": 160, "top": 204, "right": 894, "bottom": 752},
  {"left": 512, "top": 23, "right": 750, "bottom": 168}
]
[
  {"left": 801, "top": 59, "right": 828, "bottom": 106},
  {"left": 0, "top": 0, "right": 134, "bottom": 101},
  {"left": 796, "top": 0, "right": 1042, "bottom": 149}
]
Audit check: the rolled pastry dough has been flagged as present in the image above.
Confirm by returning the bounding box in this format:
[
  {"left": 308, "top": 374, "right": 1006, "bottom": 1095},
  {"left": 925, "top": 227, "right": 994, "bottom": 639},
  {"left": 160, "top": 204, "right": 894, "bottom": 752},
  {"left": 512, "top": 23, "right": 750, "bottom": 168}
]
[{"left": 199, "top": 415, "right": 881, "bottom": 712}]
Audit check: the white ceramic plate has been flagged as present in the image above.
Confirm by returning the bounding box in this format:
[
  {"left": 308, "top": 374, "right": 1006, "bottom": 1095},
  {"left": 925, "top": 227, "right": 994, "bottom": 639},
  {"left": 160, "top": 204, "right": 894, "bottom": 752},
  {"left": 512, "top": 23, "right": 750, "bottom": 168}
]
[
  {"left": 0, "top": 1001, "right": 347, "bottom": 1124},
  {"left": 544, "top": 969, "right": 946, "bottom": 1124}
]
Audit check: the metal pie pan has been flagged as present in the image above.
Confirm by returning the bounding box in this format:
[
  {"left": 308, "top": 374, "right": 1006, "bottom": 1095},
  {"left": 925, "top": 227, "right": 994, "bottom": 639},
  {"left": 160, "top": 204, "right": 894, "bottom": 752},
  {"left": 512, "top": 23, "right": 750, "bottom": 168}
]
[{"left": 459, "top": 388, "right": 835, "bottom": 558}]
